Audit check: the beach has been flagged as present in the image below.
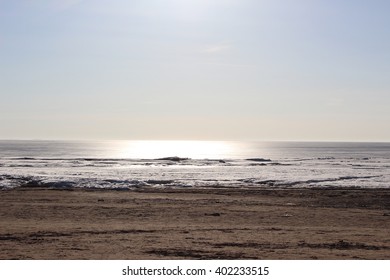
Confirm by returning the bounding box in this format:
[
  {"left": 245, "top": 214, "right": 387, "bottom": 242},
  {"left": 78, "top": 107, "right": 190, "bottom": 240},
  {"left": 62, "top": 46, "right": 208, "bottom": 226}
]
[{"left": 0, "top": 187, "right": 389, "bottom": 259}]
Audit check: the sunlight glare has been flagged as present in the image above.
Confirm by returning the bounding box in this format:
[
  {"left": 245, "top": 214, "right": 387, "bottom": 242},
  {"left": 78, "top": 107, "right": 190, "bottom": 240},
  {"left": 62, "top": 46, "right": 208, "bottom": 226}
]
[{"left": 118, "top": 141, "right": 236, "bottom": 159}]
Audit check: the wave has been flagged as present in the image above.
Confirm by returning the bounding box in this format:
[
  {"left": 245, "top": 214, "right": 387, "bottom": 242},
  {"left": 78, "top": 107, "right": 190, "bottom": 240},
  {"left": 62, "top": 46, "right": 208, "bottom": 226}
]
[
  {"left": 236, "top": 176, "right": 385, "bottom": 188},
  {"left": 1, "top": 174, "right": 388, "bottom": 190},
  {"left": 156, "top": 157, "right": 190, "bottom": 162},
  {"left": 1, "top": 154, "right": 389, "bottom": 190},
  {"left": 274, "top": 175, "right": 384, "bottom": 188},
  {"left": 246, "top": 158, "right": 272, "bottom": 162}
]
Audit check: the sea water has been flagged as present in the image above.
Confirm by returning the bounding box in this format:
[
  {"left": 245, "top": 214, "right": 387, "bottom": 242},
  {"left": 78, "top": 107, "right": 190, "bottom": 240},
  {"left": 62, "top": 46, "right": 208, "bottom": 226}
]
[{"left": 0, "top": 140, "right": 389, "bottom": 189}]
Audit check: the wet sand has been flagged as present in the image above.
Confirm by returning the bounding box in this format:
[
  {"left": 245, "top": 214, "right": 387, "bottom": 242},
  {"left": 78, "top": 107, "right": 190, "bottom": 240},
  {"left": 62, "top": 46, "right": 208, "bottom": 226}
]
[{"left": 0, "top": 187, "right": 389, "bottom": 259}]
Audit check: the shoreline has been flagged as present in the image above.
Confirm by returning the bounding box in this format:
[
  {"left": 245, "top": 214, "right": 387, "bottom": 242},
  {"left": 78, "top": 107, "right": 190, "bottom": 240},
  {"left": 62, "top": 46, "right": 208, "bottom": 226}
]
[{"left": 1, "top": 187, "right": 389, "bottom": 259}]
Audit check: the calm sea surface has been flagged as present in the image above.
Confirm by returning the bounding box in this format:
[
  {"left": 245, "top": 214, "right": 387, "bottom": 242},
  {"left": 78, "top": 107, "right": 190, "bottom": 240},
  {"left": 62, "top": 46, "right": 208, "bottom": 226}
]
[{"left": 1, "top": 140, "right": 389, "bottom": 189}]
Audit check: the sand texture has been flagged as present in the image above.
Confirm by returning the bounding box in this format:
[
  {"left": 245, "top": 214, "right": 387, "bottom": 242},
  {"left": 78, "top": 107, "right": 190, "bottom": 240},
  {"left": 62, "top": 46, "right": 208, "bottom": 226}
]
[{"left": 0, "top": 187, "right": 389, "bottom": 259}]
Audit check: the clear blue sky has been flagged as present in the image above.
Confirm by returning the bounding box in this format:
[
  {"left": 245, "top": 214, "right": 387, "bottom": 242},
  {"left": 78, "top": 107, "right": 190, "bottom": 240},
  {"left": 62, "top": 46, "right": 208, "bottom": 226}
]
[{"left": 1, "top": 0, "right": 389, "bottom": 141}]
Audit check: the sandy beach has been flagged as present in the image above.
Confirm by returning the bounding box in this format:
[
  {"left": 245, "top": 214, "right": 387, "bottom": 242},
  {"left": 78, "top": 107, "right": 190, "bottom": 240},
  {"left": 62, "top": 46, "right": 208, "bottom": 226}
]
[{"left": 0, "top": 187, "right": 389, "bottom": 259}]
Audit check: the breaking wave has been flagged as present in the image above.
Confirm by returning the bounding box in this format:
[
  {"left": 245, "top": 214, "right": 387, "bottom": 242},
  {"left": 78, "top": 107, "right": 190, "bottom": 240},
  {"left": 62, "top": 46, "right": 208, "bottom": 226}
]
[{"left": 2, "top": 140, "right": 390, "bottom": 190}]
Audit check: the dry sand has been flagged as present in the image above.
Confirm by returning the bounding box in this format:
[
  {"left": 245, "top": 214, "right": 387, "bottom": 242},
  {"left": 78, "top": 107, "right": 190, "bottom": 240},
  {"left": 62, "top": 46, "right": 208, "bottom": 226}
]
[{"left": 0, "top": 187, "right": 389, "bottom": 259}]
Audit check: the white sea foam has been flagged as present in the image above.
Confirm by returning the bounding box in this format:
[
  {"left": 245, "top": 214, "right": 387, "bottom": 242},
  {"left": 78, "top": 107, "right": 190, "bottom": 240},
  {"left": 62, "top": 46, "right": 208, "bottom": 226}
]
[{"left": 0, "top": 141, "right": 389, "bottom": 190}]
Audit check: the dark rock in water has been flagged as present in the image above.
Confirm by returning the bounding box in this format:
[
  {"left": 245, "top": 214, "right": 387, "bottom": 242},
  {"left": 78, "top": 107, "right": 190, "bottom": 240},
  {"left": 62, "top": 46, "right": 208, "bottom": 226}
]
[
  {"left": 219, "top": 160, "right": 226, "bottom": 163},
  {"left": 246, "top": 158, "right": 271, "bottom": 162},
  {"left": 157, "top": 156, "right": 190, "bottom": 162}
]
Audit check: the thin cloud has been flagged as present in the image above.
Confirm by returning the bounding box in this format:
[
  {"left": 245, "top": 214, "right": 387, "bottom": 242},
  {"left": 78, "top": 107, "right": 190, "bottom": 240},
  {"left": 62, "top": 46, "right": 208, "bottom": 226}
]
[{"left": 203, "top": 44, "right": 232, "bottom": 54}]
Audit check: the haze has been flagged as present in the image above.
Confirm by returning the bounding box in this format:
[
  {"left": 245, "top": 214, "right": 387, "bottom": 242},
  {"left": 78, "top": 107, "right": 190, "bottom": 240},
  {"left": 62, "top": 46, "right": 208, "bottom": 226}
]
[{"left": 1, "top": 0, "right": 389, "bottom": 141}]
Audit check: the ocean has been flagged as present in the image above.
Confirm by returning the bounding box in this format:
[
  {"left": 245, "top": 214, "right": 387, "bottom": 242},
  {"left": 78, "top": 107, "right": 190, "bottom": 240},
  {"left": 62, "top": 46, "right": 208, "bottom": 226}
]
[{"left": 1, "top": 140, "right": 389, "bottom": 189}]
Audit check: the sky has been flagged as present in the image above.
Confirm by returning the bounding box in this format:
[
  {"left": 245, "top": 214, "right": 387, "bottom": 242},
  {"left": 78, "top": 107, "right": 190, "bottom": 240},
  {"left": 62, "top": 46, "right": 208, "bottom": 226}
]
[{"left": 0, "top": 0, "right": 389, "bottom": 141}]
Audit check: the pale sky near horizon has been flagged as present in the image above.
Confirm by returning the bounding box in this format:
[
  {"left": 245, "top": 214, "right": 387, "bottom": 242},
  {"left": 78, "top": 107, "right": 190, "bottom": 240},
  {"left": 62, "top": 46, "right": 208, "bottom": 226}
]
[{"left": 1, "top": 0, "right": 389, "bottom": 141}]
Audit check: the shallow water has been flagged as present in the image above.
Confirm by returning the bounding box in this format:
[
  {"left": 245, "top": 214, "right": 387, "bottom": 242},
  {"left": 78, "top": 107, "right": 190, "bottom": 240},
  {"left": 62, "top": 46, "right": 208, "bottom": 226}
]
[{"left": 1, "top": 140, "right": 389, "bottom": 189}]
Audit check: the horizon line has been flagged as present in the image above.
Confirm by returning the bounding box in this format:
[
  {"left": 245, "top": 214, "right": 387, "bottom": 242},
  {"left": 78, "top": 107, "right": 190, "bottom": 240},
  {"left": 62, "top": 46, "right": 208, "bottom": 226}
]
[{"left": 1, "top": 138, "right": 389, "bottom": 144}]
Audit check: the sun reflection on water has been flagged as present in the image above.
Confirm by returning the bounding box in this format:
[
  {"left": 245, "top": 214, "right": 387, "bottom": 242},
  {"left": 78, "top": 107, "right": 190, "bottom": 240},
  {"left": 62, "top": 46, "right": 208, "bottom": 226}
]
[{"left": 114, "top": 140, "right": 237, "bottom": 159}]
